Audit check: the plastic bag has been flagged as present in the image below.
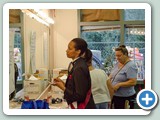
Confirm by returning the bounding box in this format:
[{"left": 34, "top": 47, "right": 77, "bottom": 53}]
[{"left": 21, "top": 100, "right": 49, "bottom": 109}]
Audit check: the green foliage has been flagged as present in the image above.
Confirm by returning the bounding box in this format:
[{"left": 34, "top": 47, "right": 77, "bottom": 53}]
[
  {"left": 81, "top": 28, "right": 145, "bottom": 74},
  {"left": 82, "top": 29, "right": 120, "bottom": 64}
]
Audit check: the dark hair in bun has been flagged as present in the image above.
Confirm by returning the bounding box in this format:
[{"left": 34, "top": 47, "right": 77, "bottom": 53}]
[{"left": 115, "top": 45, "right": 128, "bottom": 56}]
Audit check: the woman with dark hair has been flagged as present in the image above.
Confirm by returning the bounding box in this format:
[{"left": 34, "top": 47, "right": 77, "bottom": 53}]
[
  {"left": 53, "top": 38, "right": 95, "bottom": 109},
  {"left": 84, "top": 49, "right": 111, "bottom": 109},
  {"left": 107, "top": 45, "right": 137, "bottom": 109}
]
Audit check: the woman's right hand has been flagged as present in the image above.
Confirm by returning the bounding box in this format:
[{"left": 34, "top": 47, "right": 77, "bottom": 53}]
[
  {"left": 52, "top": 78, "right": 65, "bottom": 91},
  {"left": 53, "top": 77, "right": 65, "bottom": 85}
]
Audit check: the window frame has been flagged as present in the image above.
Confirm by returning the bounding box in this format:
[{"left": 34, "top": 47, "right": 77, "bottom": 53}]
[
  {"left": 78, "top": 9, "right": 145, "bottom": 82},
  {"left": 78, "top": 9, "right": 145, "bottom": 44}
]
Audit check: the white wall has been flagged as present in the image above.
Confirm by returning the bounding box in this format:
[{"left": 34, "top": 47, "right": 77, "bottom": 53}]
[
  {"left": 23, "top": 9, "right": 78, "bottom": 71},
  {"left": 52, "top": 9, "right": 78, "bottom": 68}
]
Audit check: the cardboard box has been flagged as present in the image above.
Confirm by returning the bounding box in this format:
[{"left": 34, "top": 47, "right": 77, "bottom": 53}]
[{"left": 23, "top": 79, "right": 45, "bottom": 99}]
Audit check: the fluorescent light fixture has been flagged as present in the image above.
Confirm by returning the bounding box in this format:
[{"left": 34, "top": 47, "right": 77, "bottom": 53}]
[{"left": 21, "top": 9, "right": 54, "bottom": 26}]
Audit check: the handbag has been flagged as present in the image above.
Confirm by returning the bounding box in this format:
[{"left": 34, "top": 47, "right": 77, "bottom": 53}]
[{"left": 21, "top": 100, "right": 50, "bottom": 109}]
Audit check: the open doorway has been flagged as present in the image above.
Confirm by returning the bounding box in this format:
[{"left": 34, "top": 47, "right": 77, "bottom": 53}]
[
  {"left": 13, "top": 28, "right": 22, "bottom": 81},
  {"left": 10, "top": 27, "right": 24, "bottom": 94}
]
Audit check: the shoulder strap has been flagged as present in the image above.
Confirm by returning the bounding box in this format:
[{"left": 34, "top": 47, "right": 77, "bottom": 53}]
[
  {"left": 70, "top": 88, "right": 91, "bottom": 109},
  {"left": 111, "top": 60, "right": 130, "bottom": 83},
  {"left": 78, "top": 88, "right": 91, "bottom": 109}
]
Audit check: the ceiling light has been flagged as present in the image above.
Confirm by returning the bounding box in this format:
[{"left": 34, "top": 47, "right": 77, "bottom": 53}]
[{"left": 21, "top": 9, "right": 54, "bottom": 26}]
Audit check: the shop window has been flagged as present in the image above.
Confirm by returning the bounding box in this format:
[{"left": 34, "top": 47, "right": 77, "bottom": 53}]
[
  {"left": 79, "top": 9, "right": 145, "bottom": 77},
  {"left": 14, "top": 29, "right": 23, "bottom": 81},
  {"left": 125, "top": 26, "right": 145, "bottom": 80},
  {"left": 10, "top": 28, "right": 23, "bottom": 81},
  {"left": 124, "top": 9, "right": 145, "bottom": 21},
  {"left": 81, "top": 25, "right": 120, "bottom": 74}
]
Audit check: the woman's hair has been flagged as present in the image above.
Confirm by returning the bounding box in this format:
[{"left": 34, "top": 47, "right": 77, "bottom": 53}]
[
  {"left": 71, "top": 38, "right": 88, "bottom": 56},
  {"left": 115, "top": 45, "right": 128, "bottom": 56},
  {"left": 84, "top": 49, "right": 92, "bottom": 65}
]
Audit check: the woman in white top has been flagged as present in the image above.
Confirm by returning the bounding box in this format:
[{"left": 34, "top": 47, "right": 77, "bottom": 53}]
[{"left": 84, "top": 49, "right": 111, "bottom": 109}]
